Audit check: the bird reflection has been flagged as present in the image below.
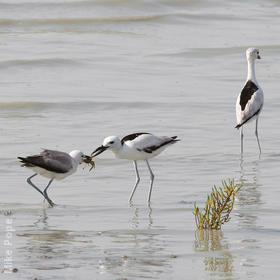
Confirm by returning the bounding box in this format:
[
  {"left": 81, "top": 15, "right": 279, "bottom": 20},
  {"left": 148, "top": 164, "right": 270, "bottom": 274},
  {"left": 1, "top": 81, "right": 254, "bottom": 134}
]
[
  {"left": 194, "top": 230, "right": 233, "bottom": 276},
  {"left": 130, "top": 204, "right": 153, "bottom": 229},
  {"left": 33, "top": 208, "right": 48, "bottom": 229},
  {"left": 235, "top": 156, "right": 262, "bottom": 230},
  {"left": 98, "top": 205, "right": 170, "bottom": 278},
  {"left": 17, "top": 208, "right": 77, "bottom": 270},
  {"left": 20, "top": 208, "right": 73, "bottom": 245}
]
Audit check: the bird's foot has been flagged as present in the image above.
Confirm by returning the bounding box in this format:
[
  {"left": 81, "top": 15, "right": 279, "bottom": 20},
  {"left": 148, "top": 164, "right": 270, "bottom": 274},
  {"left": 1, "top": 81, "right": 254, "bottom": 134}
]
[
  {"left": 43, "top": 197, "right": 56, "bottom": 207},
  {"left": 48, "top": 201, "right": 56, "bottom": 208}
]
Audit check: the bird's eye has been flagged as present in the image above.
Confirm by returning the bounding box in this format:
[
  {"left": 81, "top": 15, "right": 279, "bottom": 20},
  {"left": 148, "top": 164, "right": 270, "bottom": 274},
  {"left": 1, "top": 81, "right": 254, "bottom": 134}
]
[
  {"left": 109, "top": 141, "right": 114, "bottom": 144},
  {"left": 257, "top": 51, "right": 259, "bottom": 54}
]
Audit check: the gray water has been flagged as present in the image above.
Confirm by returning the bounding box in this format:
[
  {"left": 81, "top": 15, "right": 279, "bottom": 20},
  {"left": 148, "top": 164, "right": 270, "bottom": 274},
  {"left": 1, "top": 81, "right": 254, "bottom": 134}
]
[{"left": 1, "top": 0, "right": 280, "bottom": 279}]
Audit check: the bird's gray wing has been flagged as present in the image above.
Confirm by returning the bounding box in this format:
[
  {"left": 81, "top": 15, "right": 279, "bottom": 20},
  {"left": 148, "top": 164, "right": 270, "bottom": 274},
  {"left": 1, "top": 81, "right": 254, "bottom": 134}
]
[{"left": 19, "top": 149, "right": 73, "bottom": 173}]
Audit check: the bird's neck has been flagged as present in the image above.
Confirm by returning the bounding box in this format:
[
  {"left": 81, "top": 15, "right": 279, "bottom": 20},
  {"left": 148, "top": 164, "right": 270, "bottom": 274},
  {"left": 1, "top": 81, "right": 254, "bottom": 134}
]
[
  {"left": 69, "top": 155, "right": 80, "bottom": 168},
  {"left": 111, "top": 144, "right": 124, "bottom": 158},
  {"left": 247, "top": 59, "right": 257, "bottom": 83}
]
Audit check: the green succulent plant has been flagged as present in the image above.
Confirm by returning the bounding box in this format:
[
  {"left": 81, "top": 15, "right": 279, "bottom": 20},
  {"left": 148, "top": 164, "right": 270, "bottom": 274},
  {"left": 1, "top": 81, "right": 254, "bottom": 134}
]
[{"left": 194, "top": 179, "right": 240, "bottom": 230}]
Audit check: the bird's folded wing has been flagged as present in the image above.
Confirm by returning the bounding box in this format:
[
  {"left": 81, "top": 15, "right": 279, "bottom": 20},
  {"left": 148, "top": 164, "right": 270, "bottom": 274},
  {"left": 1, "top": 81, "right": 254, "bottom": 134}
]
[
  {"left": 236, "top": 87, "right": 263, "bottom": 127},
  {"left": 132, "top": 135, "right": 174, "bottom": 153},
  {"left": 121, "top": 132, "right": 150, "bottom": 145},
  {"left": 21, "top": 150, "right": 73, "bottom": 173}
]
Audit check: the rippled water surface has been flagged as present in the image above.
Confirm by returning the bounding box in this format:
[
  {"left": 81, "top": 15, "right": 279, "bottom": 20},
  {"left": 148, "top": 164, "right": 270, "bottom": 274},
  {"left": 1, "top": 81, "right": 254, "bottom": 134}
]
[{"left": 1, "top": 0, "right": 280, "bottom": 279}]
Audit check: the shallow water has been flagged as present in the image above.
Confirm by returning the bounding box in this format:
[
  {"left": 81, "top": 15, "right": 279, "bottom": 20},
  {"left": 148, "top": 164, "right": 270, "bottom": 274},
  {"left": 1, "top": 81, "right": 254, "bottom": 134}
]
[{"left": 1, "top": 0, "right": 280, "bottom": 279}]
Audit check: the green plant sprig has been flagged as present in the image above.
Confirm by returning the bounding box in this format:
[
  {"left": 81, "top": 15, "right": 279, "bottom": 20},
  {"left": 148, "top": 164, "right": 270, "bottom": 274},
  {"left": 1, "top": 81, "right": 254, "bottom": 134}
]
[{"left": 194, "top": 179, "right": 240, "bottom": 230}]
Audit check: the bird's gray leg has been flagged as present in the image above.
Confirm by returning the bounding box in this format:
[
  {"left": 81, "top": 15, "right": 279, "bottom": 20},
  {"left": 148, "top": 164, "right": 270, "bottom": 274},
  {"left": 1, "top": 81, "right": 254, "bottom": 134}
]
[
  {"left": 27, "top": 173, "right": 45, "bottom": 198},
  {"left": 255, "top": 117, "right": 261, "bottom": 154},
  {"left": 129, "top": 161, "right": 140, "bottom": 202},
  {"left": 146, "top": 160, "right": 155, "bottom": 203},
  {"left": 240, "top": 126, "right": 244, "bottom": 154},
  {"left": 43, "top": 179, "right": 55, "bottom": 207}
]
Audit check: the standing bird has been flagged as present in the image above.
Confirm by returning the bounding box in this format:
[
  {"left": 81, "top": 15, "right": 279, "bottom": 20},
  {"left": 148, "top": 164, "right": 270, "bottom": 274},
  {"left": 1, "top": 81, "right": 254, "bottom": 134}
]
[
  {"left": 18, "top": 149, "right": 94, "bottom": 207},
  {"left": 235, "top": 48, "right": 264, "bottom": 154},
  {"left": 91, "top": 132, "right": 179, "bottom": 202}
]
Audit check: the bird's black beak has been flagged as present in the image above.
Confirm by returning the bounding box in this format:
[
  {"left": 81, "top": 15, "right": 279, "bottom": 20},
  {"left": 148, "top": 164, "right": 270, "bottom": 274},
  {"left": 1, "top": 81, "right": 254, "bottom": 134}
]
[
  {"left": 257, "top": 54, "right": 261, "bottom": 59},
  {"left": 91, "top": 145, "right": 108, "bottom": 157}
]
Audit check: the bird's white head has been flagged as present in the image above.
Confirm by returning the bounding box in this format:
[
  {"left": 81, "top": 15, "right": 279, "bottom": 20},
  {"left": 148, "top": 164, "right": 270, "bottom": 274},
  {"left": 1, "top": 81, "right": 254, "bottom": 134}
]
[
  {"left": 91, "top": 136, "right": 121, "bottom": 157},
  {"left": 69, "top": 150, "right": 84, "bottom": 164},
  {"left": 103, "top": 136, "right": 121, "bottom": 150},
  {"left": 246, "top": 48, "right": 261, "bottom": 61}
]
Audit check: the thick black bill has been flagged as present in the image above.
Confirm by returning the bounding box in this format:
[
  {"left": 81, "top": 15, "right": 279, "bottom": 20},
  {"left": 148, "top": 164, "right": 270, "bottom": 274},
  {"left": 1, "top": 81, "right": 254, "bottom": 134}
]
[
  {"left": 257, "top": 55, "right": 261, "bottom": 59},
  {"left": 91, "top": 145, "right": 108, "bottom": 157}
]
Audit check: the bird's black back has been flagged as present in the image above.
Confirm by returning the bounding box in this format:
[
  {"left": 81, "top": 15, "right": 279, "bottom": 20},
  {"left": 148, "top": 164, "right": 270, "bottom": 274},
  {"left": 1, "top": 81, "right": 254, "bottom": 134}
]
[{"left": 239, "top": 80, "right": 258, "bottom": 111}]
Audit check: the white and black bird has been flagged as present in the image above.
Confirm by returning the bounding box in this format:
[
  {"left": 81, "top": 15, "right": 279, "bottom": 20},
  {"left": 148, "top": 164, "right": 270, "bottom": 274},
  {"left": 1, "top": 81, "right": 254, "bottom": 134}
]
[
  {"left": 91, "top": 132, "right": 179, "bottom": 203},
  {"left": 18, "top": 149, "right": 93, "bottom": 207},
  {"left": 235, "top": 48, "right": 264, "bottom": 154}
]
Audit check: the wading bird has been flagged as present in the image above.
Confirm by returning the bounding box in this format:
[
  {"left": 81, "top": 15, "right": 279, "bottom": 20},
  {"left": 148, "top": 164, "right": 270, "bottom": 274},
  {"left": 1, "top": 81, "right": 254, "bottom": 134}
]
[
  {"left": 18, "top": 149, "right": 94, "bottom": 207},
  {"left": 91, "top": 132, "right": 179, "bottom": 203},
  {"left": 235, "top": 48, "right": 264, "bottom": 154}
]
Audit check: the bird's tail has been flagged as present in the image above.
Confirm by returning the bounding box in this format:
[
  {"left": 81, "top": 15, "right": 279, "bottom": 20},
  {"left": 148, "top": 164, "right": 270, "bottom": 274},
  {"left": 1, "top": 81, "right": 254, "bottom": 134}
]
[
  {"left": 17, "top": 157, "right": 34, "bottom": 167},
  {"left": 235, "top": 108, "right": 261, "bottom": 130},
  {"left": 171, "top": 136, "right": 180, "bottom": 142},
  {"left": 18, "top": 156, "right": 26, "bottom": 163},
  {"left": 235, "top": 124, "right": 242, "bottom": 129}
]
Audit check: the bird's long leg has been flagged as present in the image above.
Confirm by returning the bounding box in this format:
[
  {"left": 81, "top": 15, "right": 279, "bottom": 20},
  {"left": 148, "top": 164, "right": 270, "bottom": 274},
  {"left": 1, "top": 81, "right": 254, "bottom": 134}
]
[
  {"left": 129, "top": 161, "right": 140, "bottom": 202},
  {"left": 27, "top": 173, "right": 46, "bottom": 199},
  {"left": 146, "top": 160, "right": 155, "bottom": 203},
  {"left": 240, "top": 126, "right": 244, "bottom": 154},
  {"left": 255, "top": 116, "right": 261, "bottom": 154},
  {"left": 43, "top": 179, "right": 55, "bottom": 207}
]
